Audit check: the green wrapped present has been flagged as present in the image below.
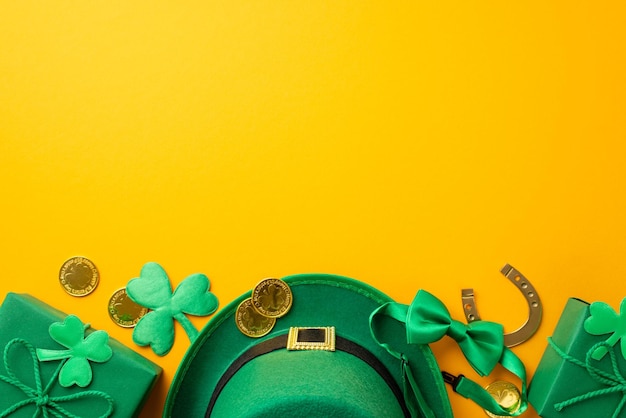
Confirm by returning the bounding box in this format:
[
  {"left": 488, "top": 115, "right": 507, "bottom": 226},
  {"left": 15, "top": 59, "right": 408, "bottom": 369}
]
[
  {"left": 0, "top": 293, "right": 162, "bottom": 417},
  {"left": 529, "top": 297, "right": 626, "bottom": 418}
]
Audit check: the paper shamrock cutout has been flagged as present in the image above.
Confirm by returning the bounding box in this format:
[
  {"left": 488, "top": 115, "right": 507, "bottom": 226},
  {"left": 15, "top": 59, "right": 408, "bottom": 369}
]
[
  {"left": 126, "top": 262, "right": 219, "bottom": 356},
  {"left": 584, "top": 298, "right": 626, "bottom": 360},
  {"left": 36, "top": 315, "right": 113, "bottom": 387}
]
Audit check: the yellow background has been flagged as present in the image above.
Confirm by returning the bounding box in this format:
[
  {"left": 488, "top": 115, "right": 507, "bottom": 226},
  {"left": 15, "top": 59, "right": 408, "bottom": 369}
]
[{"left": 1, "top": 1, "right": 625, "bottom": 417}]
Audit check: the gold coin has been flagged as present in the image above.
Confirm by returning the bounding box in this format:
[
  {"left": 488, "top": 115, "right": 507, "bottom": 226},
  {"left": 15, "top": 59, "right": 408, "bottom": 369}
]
[
  {"left": 108, "top": 288, "right": 149, "bottom": 328},
  {"left": 484, "top": 381, "right": 522, "bottom": 418},
  {"left": 235, "top": 298, "right": 276, "bottom": 338},
  {"left": 59, "top": 256, "right": 99, "bottom": 297},
  {"left": 251, "top": 278, "right": 293, "bottom": 318}
]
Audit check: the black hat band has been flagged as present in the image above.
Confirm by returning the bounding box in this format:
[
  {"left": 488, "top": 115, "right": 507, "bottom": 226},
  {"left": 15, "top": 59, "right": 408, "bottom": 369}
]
[{"left": 205, "top": 330, "right": 410, "bottom": 417}]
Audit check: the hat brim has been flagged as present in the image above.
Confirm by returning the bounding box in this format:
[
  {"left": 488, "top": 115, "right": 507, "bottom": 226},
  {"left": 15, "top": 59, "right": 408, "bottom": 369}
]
[{"left": 164, "top": 273, "right": 451, "bottom": 417}]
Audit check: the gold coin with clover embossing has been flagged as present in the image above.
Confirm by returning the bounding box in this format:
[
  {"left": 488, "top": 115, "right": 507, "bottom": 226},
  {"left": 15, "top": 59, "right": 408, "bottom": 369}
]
[
  {"left": 108, "top": 288, "right": 149, "bottom": 328},
  {"left": 235, "top": 298, "right": 276, "bottom": 338},
  {"left": 251, "top": 278, "right": 293, "bottom": 318},
  {"left": 484, "top": 381, "right": 521, "bottom": 418},
  {"left": 59, "top": 256, "right": 100, "bottom": 297}
]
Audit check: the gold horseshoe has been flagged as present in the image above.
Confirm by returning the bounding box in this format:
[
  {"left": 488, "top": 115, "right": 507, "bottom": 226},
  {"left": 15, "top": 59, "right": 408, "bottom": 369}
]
[{"left": 461, "top": 264, "right": 542, "bottom": 347}]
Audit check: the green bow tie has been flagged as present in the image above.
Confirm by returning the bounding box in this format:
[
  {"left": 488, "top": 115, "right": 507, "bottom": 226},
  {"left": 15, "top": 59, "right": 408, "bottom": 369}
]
[
  {"left": 407, "top": 289, "right": 504, "bottom": 376},
  {"left": 370, "top": 289, "right": 527, "bottom": 418}
]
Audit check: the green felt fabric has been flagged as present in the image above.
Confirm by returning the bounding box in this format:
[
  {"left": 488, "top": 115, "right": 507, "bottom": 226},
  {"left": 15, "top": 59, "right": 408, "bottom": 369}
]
[
  {"left": 529, "top": 298, "right": 626, "bottom": 417},
  {"left": 212, "top": 350, "right": 405, "bottom": 417},
  {"left": 164, "top": 274, "right": 452, "bottom": 418},
  {"left": 0, "top": 293, "right": 162, "bottom": 418}
]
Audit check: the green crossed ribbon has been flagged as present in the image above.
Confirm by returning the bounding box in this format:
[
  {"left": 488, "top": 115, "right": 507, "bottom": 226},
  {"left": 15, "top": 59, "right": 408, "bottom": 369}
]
[
  {"left": 370, "top": 289, "right": 527, "bottom": 417},
  {"left": 550, "top": 339, "right": 626, "bottom": 418},
  {"left": 0, "top": 339, "right": 114, "bottom": 418}
]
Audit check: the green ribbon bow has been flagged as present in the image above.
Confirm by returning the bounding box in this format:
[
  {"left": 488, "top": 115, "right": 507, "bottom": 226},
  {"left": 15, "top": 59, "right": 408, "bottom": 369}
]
[
  {"left": 549, "top": 339, "right": 626, "bottom": 418},
  {"left": 370, "top": 289, "right": 527, "bottom": 417},
  {"left": 404, "top": 289, "right": 504, "bottom": 376},
  {"left": 0, "top": 338, "right": 114, "bottom": 418}
]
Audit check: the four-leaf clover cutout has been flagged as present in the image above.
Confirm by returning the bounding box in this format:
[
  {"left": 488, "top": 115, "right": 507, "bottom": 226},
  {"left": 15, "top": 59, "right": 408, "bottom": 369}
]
[
  {"left": 584, "top": 298, "right": 626, "bottom": 360},
  {"left": 36, "top": 315, "right": 113, "bottom": 387},
  {"left": 126, "top": 262, "right": 219, "bottom": 356}
]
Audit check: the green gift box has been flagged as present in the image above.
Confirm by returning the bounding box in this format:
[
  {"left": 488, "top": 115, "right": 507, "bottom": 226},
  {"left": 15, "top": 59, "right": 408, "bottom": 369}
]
[
  {"left": 529, "top": 298, "right": 626, "bottom": 417},
  {"left": 0, "top": 293, "right": 162, "bottom": 417}
]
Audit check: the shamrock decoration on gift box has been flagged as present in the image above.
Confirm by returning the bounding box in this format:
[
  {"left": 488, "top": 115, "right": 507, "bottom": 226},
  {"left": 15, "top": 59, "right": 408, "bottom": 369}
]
[
  {"left": 0, "top": 315, "right": 114, "bottom": 417},
  {"left": 584, "top": 297, "right": 626, "bottom": 360},
  {"left": 36, "top": 314, "right": 113, "bottom": 387},
  {"left": 126, "top": 262, "right": 219, "bottom": 356},
  {"left": 1, "top": 338, "right": 114, "bottom": 418}
]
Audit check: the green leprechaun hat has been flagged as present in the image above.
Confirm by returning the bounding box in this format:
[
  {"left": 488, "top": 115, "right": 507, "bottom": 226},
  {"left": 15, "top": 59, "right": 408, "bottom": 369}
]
[{"left": 163, "top": 273, "right": 457, "bottom": 417}]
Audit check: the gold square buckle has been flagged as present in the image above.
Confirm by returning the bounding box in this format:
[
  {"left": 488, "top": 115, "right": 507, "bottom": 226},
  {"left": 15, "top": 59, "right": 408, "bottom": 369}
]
[{"left": 286, "top": 327, "right": 336, "bottom": 351}]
